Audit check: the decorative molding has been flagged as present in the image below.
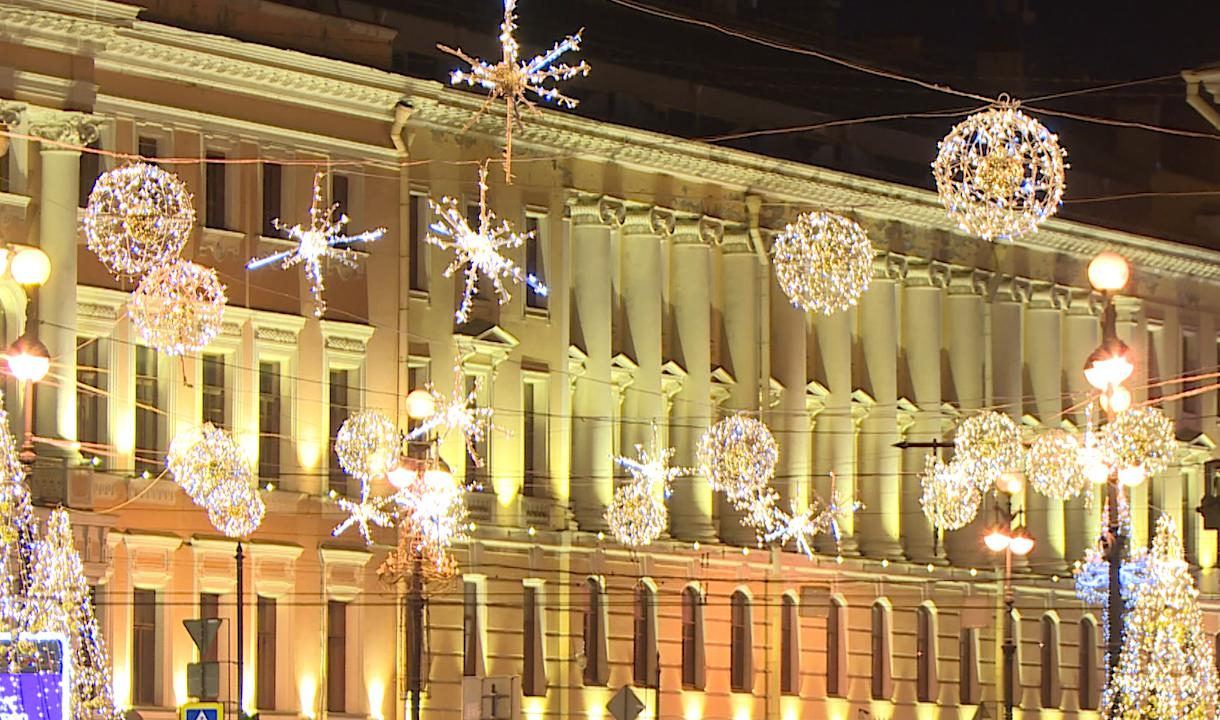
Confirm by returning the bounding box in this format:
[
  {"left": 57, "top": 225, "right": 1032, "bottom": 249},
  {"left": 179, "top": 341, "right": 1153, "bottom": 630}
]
[
  {"left": 199, "top": 228, "right": 245, "bottom": 264},
  {"left": 0, "top": 102, "right": 25, "bottom": 127},
  {"left": 319, "top": 318, "right": 375, "bottom": 368},
  {"left": 325, "top": 335, "right": 366, "bottom": 353},
  {"left": 249, "top": 542, "right": 304, "bottom": 599},
  {"left": 256, "top": 326, "right": 297, "bottom": 345},
  {"left": 120, "top": 532, "right": 183, "bottom": 590},
  {"left": 699, "top": 217, "right": 725, "bottom": 247},
  {"left": 884, "top": 253, "right": 909, "bottom": 281},
  {"left": 25, "top": 108, "right": 101, "bottom": 147},
  {"left": 318, "top": 546, "right": 372, "bottom": 602},
  {"left": 191, "top": 537, "right": 239, "bottom": 595}
]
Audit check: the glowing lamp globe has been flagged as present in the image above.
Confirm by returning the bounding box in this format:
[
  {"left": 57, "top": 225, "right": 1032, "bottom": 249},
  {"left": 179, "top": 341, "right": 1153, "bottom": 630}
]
[
  {"left": 1100, "top": 386, "right": 1132, "bottom": 413},
  {"left": 6, "top": 334, "right": 50, "bottom": 383},
  {"left": 984, "top": 529, "right": 1011, "bottom": 553},
  {"left": 387, "top": 462, "right": 416, "bottom": 490},
  {"left": 1088, "top": 251, "right": 1130, "bottom": 292},
  {"left": 1085, "top": 461, "right": 1110, "bottom": 485},
  {"left": 405, "top": 389, "right": 436, "bottom": 420},
  {"left": 1083, "top": 344, "right": 1134, "bottom": 390},
  {"left": 1118, "top": 466, "right": 1147, "bottom": 487},
  {"left": 1008, "top": 531, "right": 1035, "bottom": 556},
  {"left": 10, "top": 247, "right": 51, "bottom": 287},
  {"left": 998, "top": 470, "right": 1025, "bottom": 495}
]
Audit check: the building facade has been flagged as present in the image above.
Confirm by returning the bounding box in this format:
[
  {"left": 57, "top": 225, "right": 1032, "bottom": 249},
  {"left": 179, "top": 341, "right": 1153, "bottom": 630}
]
[{"left": 1, "top": 2, "right": 1220, "bottom": 720}]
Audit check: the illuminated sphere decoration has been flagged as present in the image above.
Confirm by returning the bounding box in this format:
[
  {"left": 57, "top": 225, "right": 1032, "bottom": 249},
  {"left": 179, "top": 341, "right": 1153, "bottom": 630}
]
[
  {"left": 129, "top": 260, "right": 226, "bottom": 356},
  {"left": 83, "top": 163, "right": 195, "bottom": 277},
  {"left": 954, "top": 411, "right": 1025, "bottom": 492},
  {"left": 605, "top": 484, "right": 667, "bottom": 547},
  {"left": 919, "top": 455, "right": 981, "bottom": 531},
  {"left": 932, "top": 102, "right": 1067, "bottom": 242},
  {"left": 771, "top": 211, "right": 873, "bottom": 315},
  {"left": 1102, "top": 407, "right": 1177, "bottom": 479},
  {"left": 204, "top": 479, "right": 266, "bottom": 539},
  {"left": 166, "top": 423, "right": 243, "bottom": 501},
  {"left": 696, "top": 415, "right": 779, "bottom": 501},
  {"left": 335, "top": 410, "right": 400, "bottom": 481},
  {"left": 1028, "top": 429, "right": 1088, "bottom": 500}
]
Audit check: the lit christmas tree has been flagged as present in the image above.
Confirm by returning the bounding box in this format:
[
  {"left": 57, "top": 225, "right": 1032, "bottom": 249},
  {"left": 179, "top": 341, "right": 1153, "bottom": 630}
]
[{"left": 1102, "top": 515, "right": 1220, "bottom": 720}]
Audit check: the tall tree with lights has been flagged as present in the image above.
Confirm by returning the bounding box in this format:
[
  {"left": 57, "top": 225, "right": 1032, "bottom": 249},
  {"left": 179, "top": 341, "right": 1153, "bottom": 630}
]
[{"left": 1102, "top": 515, "right": 1220, "bottom": 720}]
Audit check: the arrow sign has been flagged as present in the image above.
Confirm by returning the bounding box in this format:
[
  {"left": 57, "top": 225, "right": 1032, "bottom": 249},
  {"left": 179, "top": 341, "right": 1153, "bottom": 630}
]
[
  {"left": 183, "top": 618, "right": 223, "bottom": 657},
  {"left": 607, "top": 686, "right": 644, "bottom": 720}
]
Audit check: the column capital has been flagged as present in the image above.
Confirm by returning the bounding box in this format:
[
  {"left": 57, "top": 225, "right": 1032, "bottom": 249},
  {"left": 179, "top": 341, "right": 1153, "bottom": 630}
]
[
  {"left": 994, "top": 275, "right": 1033, "bottom": 303},
  {"left": 947, "top": 267, "right": 993, "bottom": 296},
  {"left": 673, "top": 214, "right": 717, "bottom": 246},
  {"left": 0, "top": 101, "right": 25, "bottom": 128},
  {"left": 567, "top": 193, "right": 623, "bottom": 227},
  {"left": 904, "top": 259, "right": 948, "bottom": 288},
  {"left": 721, "top": 226, "right": 752, "bottom": 254},
  {"left": 622, "top": 203, "right": 674, "bottom": 236},
  {"left": 874, "top": 252, "right": 908, "bottom": 281},
  {"left": 26, "top": 109, "right": 101, "bottom": 149},
  {"left": 1029, "top": 283, "right": 1072, "bottom": 310}
]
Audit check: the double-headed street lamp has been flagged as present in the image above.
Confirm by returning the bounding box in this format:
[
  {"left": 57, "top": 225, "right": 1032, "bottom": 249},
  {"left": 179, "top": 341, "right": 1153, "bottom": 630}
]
[
  {"left": 984, "top": 512, "right": 1034, "bottom": 720},
  {"left": 4, "top": 246, "right": 53, "bottom": 468}
]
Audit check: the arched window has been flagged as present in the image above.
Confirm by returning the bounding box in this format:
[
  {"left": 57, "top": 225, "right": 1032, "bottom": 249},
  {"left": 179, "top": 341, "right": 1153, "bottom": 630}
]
[
  {"left": 582, "top": 577, "right": 608, "bottom": 686},
  {"left": 1039, "top": 614, "right": 1061, "bottom": 709},
  {"left": 1079, "top": 616, "right": 1099, "bottom": 710},
  {"left": 1214, "top": 632, "right": 1220, "bottom": 676},
  {"left": 633, "top": 582, "right": 658, "bottom": 688},
  {"left": 916, "top": 603, "right": 938, "bottom": 703},
  {"left": 730, "top": 590, "right": 753, "bottom": 692},
  {"left": 960, "top": 627, "right": 980, "bottom": 705},
  {"left": 780, "top": 593, "right": 800, "bottom": 695},
  {"left": 1007, "top": 609, "right": 1023, "bottom": 709},
  {"left": 681, "top": 586, "right": 705, "bottom": 690},
  {"left": 827, "top": 596, "right": 847, "bottom": 697},
  {"left": 870, "top": 600, "right": 893, "bottom": 700}
]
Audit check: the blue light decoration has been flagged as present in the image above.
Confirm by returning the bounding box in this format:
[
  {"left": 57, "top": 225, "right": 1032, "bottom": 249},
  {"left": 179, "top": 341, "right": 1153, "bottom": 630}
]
[{"left": 0, "top": 632, "right": 70, "bottom": 720}]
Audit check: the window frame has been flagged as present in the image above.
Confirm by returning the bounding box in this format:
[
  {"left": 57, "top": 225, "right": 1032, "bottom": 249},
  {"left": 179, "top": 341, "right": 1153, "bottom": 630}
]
[
  {"left": 131, "top": 588, "right": 160, "bottom": 707},
  {"left": 326, "top": 600, "right": 347, "bottom": 713},
  {"left": 1079, "top": 616, "right": 1099, "bottom": 711},
  {"left": 582, "top": 577, "right": 609, "bottom": 686},
  {"left": 257, "top": 595, "right": 277, "bottom": 710},
  {"left": 522, "top": 580, "right": 546, "bottom": 697},
  {"left": 870, "top": 600, "right": 893, "bottom": 701},
  {"left": 827, "top": 596, "right": 848, "bottom": 697},
  {"left": 780, "top": 593, "right": 800, "bottom": 696},
  {"left": 632, "top": 582, "right": 658, "bottom": 688},
  {"left": 680, "top": 585, "right": 705, "bottom": 690},
  {"left": 1040, "top": 613, "right": 1061, "bottom": 709},
  {"left": 729, "top": 589, "right": 753, "bottom": 693},
  {"left": 524, "top": 209, "right": 549, "bottom": 312},
  {"left": 916, "top": 603, "right": 938, "bottom": 703}
]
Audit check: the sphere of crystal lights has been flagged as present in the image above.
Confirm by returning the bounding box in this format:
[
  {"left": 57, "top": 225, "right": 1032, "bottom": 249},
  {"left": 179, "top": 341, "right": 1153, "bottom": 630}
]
[
  {"left": 919, "top": 455, "right": 981, "bottom": 531},
  {"left": 1027, "top": 429, "right": 1088, "bottom": 500},
  {"left": 129, "top": 260, "right": 226, "bottom": 356},
  {"left": 605, "top": 484, "right": 667, "bottom": 547},
  {"left": 1087, "top": 251, "right": 1130, "bottom": 292},
  {"left": 335, "top": 410, "right": 400, "bottom": 481},
  {"left": 770, "top": 211, "right": 873, "bottom": 315},
  {"left": 1102, "top": 407, "right": 1176, "bottom": 480},
  {"left": 83, "top": 163, "right": 195, "bottom": 277},
  {"left": 932, "top": 103, "right": 1067, "bottom": 242},
  {"left": 166, "top": 423, "right": 245, "bottom": 501},
  {"left": 203, "top": 479, "right": 265, "bottom": 538},
  {"left": 696, "top": 415, "right": 778, "bottom": 500},
  {"left": 954, "top": 411, "right": 1025, "bottom": 492}
]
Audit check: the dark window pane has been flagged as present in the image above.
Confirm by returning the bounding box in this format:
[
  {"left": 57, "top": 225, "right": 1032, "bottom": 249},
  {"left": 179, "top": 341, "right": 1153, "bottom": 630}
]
[
  {"left": 202, "top": 353, "right": 226, "bottom": 427},
  {"left": 199, "top": 593, "right": 220, "bottom": 663},
  {"left": 77, "top": 336, "right": 105, "bottom": 457},
  {"left": 409, "top": 195, "right": 429, "bottom": 292},
  {"left": 328, "top": 370, "right": 352, "bottom": 495},
  {"left": 79, "top": 140, "right": 101, "bottom": 208},
  {"left": 205, "top": 152, "right": 226, "bottom": 229},
  {"left": 138, "top": 136, "right": 158, "bottom": 162},
  {"left": 132, "top": 589, "right": 158, "bottom": 706},
  {"left": 332, "top": 174, "right": 349, "bottom": 218},
  {"left": 258, "top": 362, "right": 282, "bottom": 480},
  {"left": 262, "top": 163, "right": 282, "bottom": 236},
  {"left": 135, "top": 346, "right": 161, "bottom": 476},
  {"left": 326, "top": 601, "right": 346, "bottom": 712},
  {"left": 257, "top": 596, "right": 277, "bottom": 710},
  {"left": 525, "top": 215, "right": 547, "bottom": 309}
]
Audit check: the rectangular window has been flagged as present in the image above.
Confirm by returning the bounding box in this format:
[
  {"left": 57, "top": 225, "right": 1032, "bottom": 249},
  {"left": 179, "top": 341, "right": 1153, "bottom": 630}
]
[
  {"left": 258, "top": 362, "right": 282, "bottom": 480},
  {"left": 332, "top": 174, "right": 349, "bottom": 218},
  {"left": 1183, "top": 330, "right": 1200, "bottom": 416},
  {"left": 201, "top": 353, "right": 226, "bottom": 427},
  {"left": 780, "top": 596, "right": 799, "bottom": 695},
  {"left": 582, "top": 579, "right": 607, "bottom": 685},
  {"left": 960, "top": 627, "right": 980, "bottom": 705},
  {"left": 326, "top": 600, "right": 346, "bottom": 713},
  {"left": 0, "top": 147, "right": 10, "bottom": 193},
  {"left": 205, "top": 152, "right": 227, "bottom": 229},
  {"left": 77, "top": 336, "right": 105, "bottom": 458},
  {"left": 328, "top": 369, "right": 352, "bottom": 495},
  {"left": 409, "top": 193, "right": 429, "bottom": 292},
  {"left": 522, "top": 584, "right": 546, "bottom": 696},
  {"left": 463, "top": 580, "right": 484, "bottom": 677},
  {"left": 138, "top": 136, "right": 159, "bottom": 162},
  {"left": 524, "top": 213, "right": 548, "bottom": 310},
  {"left": 465, "top": 376, "right": 489, "bottom": 490},
  {"left": 79, "top": 139, "right": 102, "bottom": 208},
  {"left": 523, "top": 379, "right": 547, "bottom": 497},
  {"left": 257, "top": 596, "right": 277, "bottom": 710},
  {"left": 199, "top": 593, "right": 220, "bottom": 663},
  {"left": 132, "top": 588, "right": 158, "bottom": 706},
  {"left": 134, "top": 346, "right": 161, "bottom": 476},
  {"left": 730, "top": 592, "right": 752, "bottom": 692},
  {"left": 262, "top": 163, "right": 282, "bottom": 236}
]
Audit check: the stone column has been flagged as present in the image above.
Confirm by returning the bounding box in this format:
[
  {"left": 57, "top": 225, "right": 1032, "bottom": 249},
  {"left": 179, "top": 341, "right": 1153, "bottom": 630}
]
[
  {"left": 620, "top": 205, "right": 667, "bottom": 452},
  {"left": 668, "top": 217, "right": 716, "bottom": 541},
  {"left": 943, "top": 268, "right": 990, "bottom": 568},
  {"left": 769, "top": 269, "right": 809, "bottom": 513},
  {"left": 854, "top": 256, "right": 904, "bottom": 559},
  {"left": 1116, "top": 297, "right": 1150, "bottom": 547},
  {"left": 718, "top": 231, "right": 761, "bottom": 546},
  {"left": 1024, "top": 285, "right": 1069, "bottom": 567},
  {"left": 990, "top": 277, "right": 1031, "bottom": 568},
  {"left": 29, "top": 111, "right": 101, "bottom": 445},
  {"left": 901, "top": 260, "right": 943, "bottom": 564},
  {"left": 568, "top": 195, "right": 618, "bottom": 530},
  {"left": 813, "top": 298, "right": 858, "bottom": 553},
  {"left": 1063, "top": 295, "right": 1101, "bottom": 561}
]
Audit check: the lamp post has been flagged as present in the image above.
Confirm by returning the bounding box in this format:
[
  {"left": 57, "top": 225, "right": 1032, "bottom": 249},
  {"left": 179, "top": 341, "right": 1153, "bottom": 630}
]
[
  {"left": 1082, "top": 251, "right": 1136, "bottom": 685},
  {"left": 5, "top": 247, "right": 53, "bottom": 472},
  {"left": 984, "top": 512, "right": 1034, "bottom": 720}
]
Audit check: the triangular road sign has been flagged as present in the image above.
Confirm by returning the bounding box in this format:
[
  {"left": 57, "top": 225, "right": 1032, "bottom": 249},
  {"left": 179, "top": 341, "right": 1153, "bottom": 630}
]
[
  {"left": 183, "top": 618, "right": 223, "bottom": 657},
  {"left": 972, "top": 703, "right": 992, "bottom": 720},
  {"left": 607, "top": 686, "right": 644, "bottom": 720}
]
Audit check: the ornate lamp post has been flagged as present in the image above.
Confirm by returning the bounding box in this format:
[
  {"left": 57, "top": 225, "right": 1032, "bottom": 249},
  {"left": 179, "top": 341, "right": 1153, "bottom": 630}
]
[
  {"left": 984, "top": 511, "right": 1034, "bottom": 720},
  {"left": 5, "top": 247, "right": 53, "bottom": 470}
]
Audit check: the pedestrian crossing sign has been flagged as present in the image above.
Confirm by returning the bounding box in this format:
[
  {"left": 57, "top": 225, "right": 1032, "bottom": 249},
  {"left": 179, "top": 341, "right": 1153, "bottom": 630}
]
[{"left": 181, "top": 701, "right": 223, "bottom": 720}]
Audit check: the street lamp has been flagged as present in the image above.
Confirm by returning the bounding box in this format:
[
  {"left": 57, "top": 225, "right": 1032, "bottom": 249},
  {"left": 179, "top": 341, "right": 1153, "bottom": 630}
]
[
  {"left": 4, "top": 247, "right": 52, "bottom": 469},
  {"left": 985, "top": 514, "right": 1034, "bottom": 720}
]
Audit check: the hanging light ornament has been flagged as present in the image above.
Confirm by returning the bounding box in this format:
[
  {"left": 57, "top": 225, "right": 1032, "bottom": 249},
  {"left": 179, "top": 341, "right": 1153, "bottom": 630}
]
[
  {"left": 614, "top": 424, "right": 689, "bottom": 498},
  {"left": 246, "top": 171, "right": 385, "bottom": 317},
  {"left": 919, "top": 455, "right": 982, "bottom": 530},
  {"left": 334, "top": 410, "right": 400, "bottom": 482},
  {"left": 771, "top": 211, "right": 873, "bottom": 315},
  {"left": 954, "top": 411, "right": 1025, "bottom": 492},
  {"left": 83, "top": 163, "right": 195, "bottom": 277},
  {"left": 405, "top": 361, "right": 498, "bottom": 468},
  {"left": 166, "top": 423, "right": 264, "bottom": 538},
  {"left": 932, "top": 98, "right": 1067, "bottom": 242},
  {"left": 332, "top": 486, "right": 395, "bottom": 545},
  {"left": 1101, "top": 406, "right": 1177, "bottom": 483},
  {"left": 762, "top": 490, "right": 861, "bottom": 558},
  {"left": 1073, "top": 544, "right": 1153, "bottom": 607},
  {"left": 426, "top": 163, "right": 548, "bottom": 324},
  {"left": 204, "top": 480, "right": 266, "bottom": 539},
  {"left": 438, "top": 0, "right": 590, "bottom": 182},
  {"left": 605, "top": 483, "right": 667, "bottom": 548},
  {"left": 696, "top": 415, "right": 778, "bottom": 501},
  {"left": 129, "top": 260, "right": 226, "bottom": 355},
  {"left": 396, "top": 467, "right": 469, "bottom": 550},
  {"left": 1027, "top": 429, "right": 1088, "bottom": 500}
]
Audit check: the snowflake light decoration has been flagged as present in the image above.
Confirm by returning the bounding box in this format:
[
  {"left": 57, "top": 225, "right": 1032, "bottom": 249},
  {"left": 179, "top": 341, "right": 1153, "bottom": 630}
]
[
  {"left": 1073, "top": 543, "right": 1152, "bottom": 608},
  {"left": 614, "top": 424, "right": 690, "bottom": 498},
  {"left": 405, "top": 361, "right": 499, "bottom": 468},
  {"left": 332, "top": 486, "right": 395, "bottom": 545},
  {"left": 426, "top": 164, "right": 548, "bottom": 323},
  {"left": 395, "top": 467, "right": 470, "bottom": 550},
  {"left": 438, "top": 0, "right": 590, "bottom": 181},
  {"left": 954, "top": 411, "right": 1025, "bottom": 492},
  {"left": 932, "top": 99, "right": 1067, "bottom": 242},
  {"left": 762, "top": 490, "right": 861, "bottom": 558},
  {"left": 84, "top": 163, "right": 194, "bottom": 277},
  {"left": 246, "top": 171, "right": 385, "bottom": 317},
  {"left": 771, "top": 211, "right": 873, "bottom": 315},
  {"left": 1028, "top": 429, "right": 1088, "bottom": 500},
  {"left": 919, "top": 455, "right": 982, "bottom": 531},
  {"left": 129, "top": 260, "right": 226, "bottom": 356}
]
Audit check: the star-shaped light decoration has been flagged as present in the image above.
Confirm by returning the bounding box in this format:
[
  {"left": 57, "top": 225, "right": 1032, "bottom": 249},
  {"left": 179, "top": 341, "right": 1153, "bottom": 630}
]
[
  {"left": 246, "top": 170, "right": 386, "bottom": 317},
  {"left": 762, "top": 490, "right": 862, "bottom": 559},
  {"left": 438, "top": 0, "right": 590, "bottom": 182},
  {"left": 332, "top": 484, "right": 395, "bottom": 545},
  {"left": 426, "top": 164, "right": 548, "bottom": 324},
  {"left": 405, "top": 360, "right": 500, "bottom": 469},
  {"left": 613, "top": 424, "right": 690, "bottom": 498}
]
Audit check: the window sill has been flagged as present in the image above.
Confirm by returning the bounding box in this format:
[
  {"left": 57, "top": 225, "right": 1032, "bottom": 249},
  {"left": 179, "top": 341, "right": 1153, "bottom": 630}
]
[
  {"left": 200, "top": 227, "right": 246, "bottom": 263},
  {"left": 408, "top": 288, "right": 429, "bottom": 301}
]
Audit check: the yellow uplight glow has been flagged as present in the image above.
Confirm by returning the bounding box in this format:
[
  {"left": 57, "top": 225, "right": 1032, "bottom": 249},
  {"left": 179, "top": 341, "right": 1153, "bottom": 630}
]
[
  {"left": 367, "top": 679, "right": 385, "bottom": 720},
  {"left": 298, "top": 675, "right": 318, "bottom": 719}
]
